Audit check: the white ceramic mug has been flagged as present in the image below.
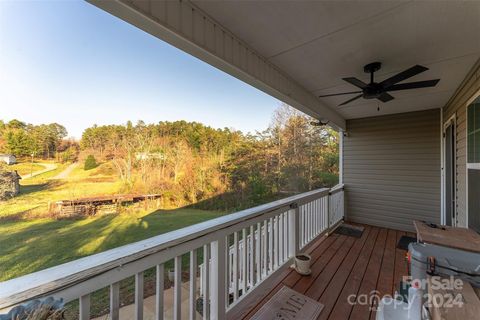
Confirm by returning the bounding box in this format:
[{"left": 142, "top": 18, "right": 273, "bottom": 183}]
[{"left": 294, "top": 254, "right": 311, "bottom": 275}]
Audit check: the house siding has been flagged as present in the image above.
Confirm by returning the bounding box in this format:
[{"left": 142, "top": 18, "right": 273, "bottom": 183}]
[
  {"left": 443, "top": 58, "right": 480, "bottom": 228},
  {"left": 344, "top": 109, "right": 441, "bottom": 231}
]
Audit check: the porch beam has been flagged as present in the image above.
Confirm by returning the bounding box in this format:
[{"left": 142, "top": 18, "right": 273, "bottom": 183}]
[{"left": 87, "top": 0, "right": 346, "bottom": 130}]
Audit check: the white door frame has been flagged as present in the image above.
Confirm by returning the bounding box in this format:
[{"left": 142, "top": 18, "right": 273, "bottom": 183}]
[{"left": 442, "top": 113, "right": 456, "bottom": 226}]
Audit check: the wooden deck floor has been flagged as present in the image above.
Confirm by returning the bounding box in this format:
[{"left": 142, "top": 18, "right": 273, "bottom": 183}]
[{"left": 236, "top": 224, "right": 414, "bottom": 320}]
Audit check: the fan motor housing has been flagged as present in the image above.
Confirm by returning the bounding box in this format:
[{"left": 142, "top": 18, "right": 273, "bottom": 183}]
[{"left": 363, "top": 83, "right": 383, "bottom": 99}]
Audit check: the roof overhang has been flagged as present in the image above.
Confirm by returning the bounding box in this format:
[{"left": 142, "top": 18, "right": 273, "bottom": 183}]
[{"left": 89, "top": 0, "right": 480, "bottom": 129}]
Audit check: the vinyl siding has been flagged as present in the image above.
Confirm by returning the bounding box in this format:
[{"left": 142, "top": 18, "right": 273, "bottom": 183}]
[
  {"left": 443, "top": 58, "right": 480, "bottom": 227},
  {"left": 344, "top": 109, "right": 441, "bottom": 231}
]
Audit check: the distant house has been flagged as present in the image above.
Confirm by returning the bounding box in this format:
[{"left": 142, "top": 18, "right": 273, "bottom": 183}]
[
  {"left": 135, "top": 152, "right": 166, "bottom": 161},
  {"left": 0, "top": 154, "right": 16, "bottom": 165}
]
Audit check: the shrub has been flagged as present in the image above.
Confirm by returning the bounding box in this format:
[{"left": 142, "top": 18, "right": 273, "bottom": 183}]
[{"left": 84, "top": 155, "right": 98, "bottom": 170}]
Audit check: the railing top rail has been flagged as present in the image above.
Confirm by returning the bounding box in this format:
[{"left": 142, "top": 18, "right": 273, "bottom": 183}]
[
  {"left": 329, "top": 183, "right": 344, "bottom": 194},
  {"left": 0, "top": 187, "right": 333, "bottom": 308}
]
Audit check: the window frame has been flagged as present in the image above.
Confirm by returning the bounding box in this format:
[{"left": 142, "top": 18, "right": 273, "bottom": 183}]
[{"left": 465, "top": 88, "right": 480, "bottom": 228}]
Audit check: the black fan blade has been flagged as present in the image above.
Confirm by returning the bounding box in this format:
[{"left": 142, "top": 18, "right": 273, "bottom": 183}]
[
  {"left": 385, "top": 79, "right": 440, "bottom": 91},
  {"left": 339, "top": 94, "right": 363, "bottom": 106},
  {"left": 319, "top": 91, "right": 362, "bottom": 98},
  {"left": 380, "top": 65, "right": 429, "bottom": 88},
  {"left": 342, "top": 77, "right": 368, "bottom": 89},
  {"left": 377, "top": 92, "right": 394, "bottom": 103}
]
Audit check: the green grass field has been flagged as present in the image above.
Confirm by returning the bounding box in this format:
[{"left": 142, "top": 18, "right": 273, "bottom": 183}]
[
  {"left": 9, "top": 162, "right": 45, "bottom": 176},
  {"left": 1, "top": 161, "right": 227, "bottom": 281},
  {"left": 0, "top": 160, "right": 227, "bottom": 318},
  {"left": 0, "top": 208, "right": 225, "bottom": 281},
  {"left": 0, "top": 162, "right": 121, "bottom": 219}
]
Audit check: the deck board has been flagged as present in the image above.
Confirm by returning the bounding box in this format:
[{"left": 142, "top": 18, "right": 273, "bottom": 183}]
[
  {"left": 328, "top": 227, "right": 379, "bottom": 320},
  {"left": 303, "top": 235, "right": 356, "bottom": 299},
  {"left": 316, "top": 226, "right": 372, "bottom": 320},
  {"left": 241, "top": 224, "right": 408, "bottom": 320},
  {"left": 370, "top": 229, "right": 397, "bottom": 319},
  {"left": 295, "top": 235, "right": 350, "bottom": 294}
]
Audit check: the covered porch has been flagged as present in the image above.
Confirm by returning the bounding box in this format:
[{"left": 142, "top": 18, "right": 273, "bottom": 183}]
[
  {"left": 1, "top": 0, "right": 480, "bottom": 319},
  {"left": 235, "top": 224, "right": 414, "bottom": 320}
]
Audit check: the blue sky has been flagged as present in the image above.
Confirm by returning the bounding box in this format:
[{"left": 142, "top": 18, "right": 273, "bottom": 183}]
[{"left": 0, "top": 0, "right": 279, "bottom": 138}]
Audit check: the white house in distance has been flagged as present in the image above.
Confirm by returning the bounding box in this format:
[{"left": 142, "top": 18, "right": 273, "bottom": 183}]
[{"left": 0, "top": 154, "right": 16, "bottom": 165}]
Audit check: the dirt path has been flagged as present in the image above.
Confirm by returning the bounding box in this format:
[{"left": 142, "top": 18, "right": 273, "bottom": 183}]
[
  {"left": 51, "top": 162, "right": 77, "bottom": 180},
  {"left": 20, "top": 163, "right": 57, "bottom": 179}
]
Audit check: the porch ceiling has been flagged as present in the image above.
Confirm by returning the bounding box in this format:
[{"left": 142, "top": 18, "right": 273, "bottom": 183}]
[{"left": 193, "top": 0, "right": 480, "bottom": 120}]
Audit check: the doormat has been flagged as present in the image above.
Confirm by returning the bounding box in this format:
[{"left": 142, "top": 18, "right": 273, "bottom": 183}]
[
  {"left": 251, "top": 286, "right": 324, "bottom": 320},
  {"left": 334, "top": 223, "right": 364, "bottom": 238},
  {"left": 396, "top": 235, "right": 417, "bottom": 250}
]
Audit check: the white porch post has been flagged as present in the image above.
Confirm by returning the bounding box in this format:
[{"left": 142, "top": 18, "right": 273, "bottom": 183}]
[
  {"left": 339, "top": 130, "right": 344, "bottom": 184},
  {"left": 288, "top": 203, "right": 300, "bottom": 257}
]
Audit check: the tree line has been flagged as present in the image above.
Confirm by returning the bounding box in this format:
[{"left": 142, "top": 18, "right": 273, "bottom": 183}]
[
  {"left": 0, "top": 119, "right": 73, "bottom": 159},
  {"left": 80, "top": 104, "right": 339, "bottom": 209},
  {"left": 0, "top": 104, "right": 338, "bottom": 210}
]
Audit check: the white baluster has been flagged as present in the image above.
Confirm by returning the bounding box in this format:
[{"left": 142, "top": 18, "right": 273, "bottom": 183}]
[
  {"left": 241, "top": 228, "right": 247, "bottom": 295},
  {"left": 268, "top": 217, "right": 273, "bottom": 272},
  {"left": 299, "top": 205, "right": 307, "bottom": 247},
  {"left": 174, "top": 256, "right": 182, "bottom": 320},
  {"left": 312, "top": 201, "right": 315, "bottom": 237},
  {"left": 190, "top": 250, "right": 197, "bottom": 320},
  {"left": 233, "top": 231, "right": 239, "bottom": 300},
  {"left": 249, "top": 225, "right": 255, "bottom": 289},
  {"left": 226, "top": 238, "right": 231, "bottom": 307},
  {"left": 316, "top": 199, "right": 320, "bottom": 235},
  {"left": 274, "top": 216, "right": 279, "bottom": 268},
  {"left": 203, "top": 244, "right": 210, "bottom": 320},
  {"left": 256, "top": 222, "right": 261, "bottom": 283},
  {"left": 262, "top": 220, "right": 268, "bottom": 277},
  {"left": 308, "top": 204, "right": 311, "bottom": 242},
  {"left": 210, "top": 237, "right": 227, "bottom": 320},
  {"left": 156, "top": 264, "right": 164, "bottom": 320},
  {"left": 110, "top": 282, "right": 120, "bottom": 320},
  {"left": 283, "top": 212, "right": 288, "bottom": 260},
  {"left": 79, "top": 294, "right": 90, "bottom": 320},
  {"left": 278, "top": 213, "right": 284, "bottom": 264},
  {"left": 135, "top": 271, "right": 144, "bottom": 320}
]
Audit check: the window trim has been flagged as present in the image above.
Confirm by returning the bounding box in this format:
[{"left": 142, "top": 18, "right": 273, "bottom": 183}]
[
  {"left": 442, "top": 113, "right": 456, "bottom": 226},
  {"left": 465, "top": 87, "right": 480, "bottom": 228}
]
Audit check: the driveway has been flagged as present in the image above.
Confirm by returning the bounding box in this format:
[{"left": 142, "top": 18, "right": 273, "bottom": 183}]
[
  {"left": 51, "top": 162, "right": 77, "bottom": 180},
  {"left": 20, "top": 163, "right": 57, "bottom": 179}
]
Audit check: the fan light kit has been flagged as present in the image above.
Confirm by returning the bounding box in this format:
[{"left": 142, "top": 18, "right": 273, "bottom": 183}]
[{"left": 319, "top": 62, "right": 440, "bottom": 106}]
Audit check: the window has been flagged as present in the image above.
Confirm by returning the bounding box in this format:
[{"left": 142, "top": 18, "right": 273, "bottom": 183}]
[
  {"left": 467, "top": 96, "right": 480, "bottom": 232},
  {"left": 467, "top": 97, "right": 480, "bottom": 165}
]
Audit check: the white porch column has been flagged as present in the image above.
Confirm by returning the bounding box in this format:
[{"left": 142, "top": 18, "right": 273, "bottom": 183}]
[{"left": 339, "top": 130, "right": 344, "bottom": 185}]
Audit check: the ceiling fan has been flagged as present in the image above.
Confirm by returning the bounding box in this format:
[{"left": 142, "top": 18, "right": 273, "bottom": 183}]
[{"left": 319, "top": 62, "right": 440, "bottom": 106}]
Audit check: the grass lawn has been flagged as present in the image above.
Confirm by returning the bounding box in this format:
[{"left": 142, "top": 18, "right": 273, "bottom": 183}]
[
  {"left": 0, "top": 208, "right": 226, "bottom": 281},
  {"left": 1, "top": 161, "right": 228, "bottom": 318},
  {"left": 1, "top": 160, "right": 226, "bottom": 281},
  {"left": 0, "top": 162, "right": 121, "bottom": 219},
  {"left": 9, "top": 162, "right": 45, "bottom": 176},
  {"left": 0, "top": 208, "right": 226, "bottom": 318}
]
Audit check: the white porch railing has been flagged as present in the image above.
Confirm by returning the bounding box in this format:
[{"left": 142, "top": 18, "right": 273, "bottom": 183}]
[{"left": 0, "top": 184, "right": 344, "bottom": 320}]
